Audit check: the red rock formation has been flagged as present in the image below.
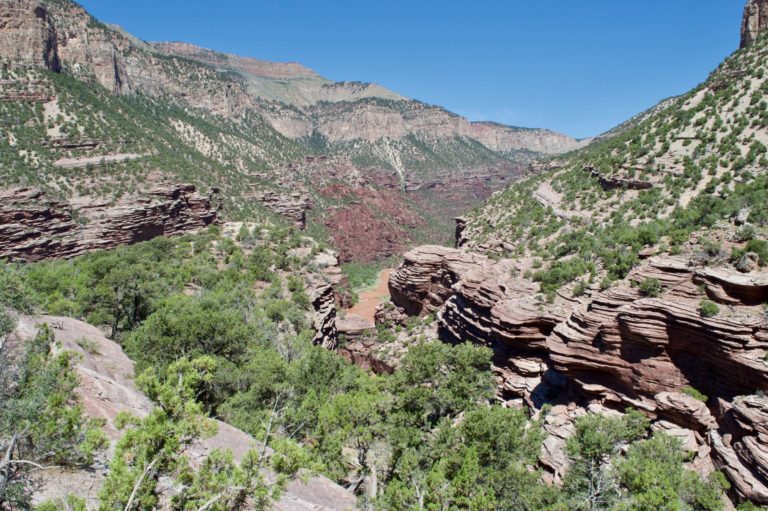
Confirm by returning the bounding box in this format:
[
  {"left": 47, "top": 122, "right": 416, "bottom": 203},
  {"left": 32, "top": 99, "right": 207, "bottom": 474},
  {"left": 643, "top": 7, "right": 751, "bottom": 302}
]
[
  {"left": 388, "top": 247, "right": 768, "bottom": 502},
  {"left": 319, "top": 184, "right": 423, "bottom": 263},
  {"left": 0, "top": 185, "right": 220, "bottom": 262},
  {"left": 387, "top": 245, "right": 481, "bottom": 316},
  {"left": 712, "top": 395, "right": 768, "bottom": 503}
]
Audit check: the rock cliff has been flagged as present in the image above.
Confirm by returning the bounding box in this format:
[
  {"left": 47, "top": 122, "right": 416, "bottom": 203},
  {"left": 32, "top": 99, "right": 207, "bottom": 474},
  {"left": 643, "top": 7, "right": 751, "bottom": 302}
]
[
  {"left": 0, "top": 184, "right": 220, "bottom": 261},
  {"left": 742, "top": 0, "right": 768, "bottom": 48},
  {"left": 388, "top": 242, "right": 768, "bottom": 503}
]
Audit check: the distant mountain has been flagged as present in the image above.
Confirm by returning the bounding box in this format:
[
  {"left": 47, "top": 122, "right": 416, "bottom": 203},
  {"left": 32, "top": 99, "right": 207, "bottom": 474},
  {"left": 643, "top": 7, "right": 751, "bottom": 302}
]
[{"left": 0, "top": 0, "right": 584, "bottom": 261}]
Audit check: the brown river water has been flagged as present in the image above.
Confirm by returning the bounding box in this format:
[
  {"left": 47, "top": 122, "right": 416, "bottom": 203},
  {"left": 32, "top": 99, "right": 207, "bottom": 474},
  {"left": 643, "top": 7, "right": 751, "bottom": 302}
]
[{"left": 345, "top": 269, "right": 394, "bottom": 326}]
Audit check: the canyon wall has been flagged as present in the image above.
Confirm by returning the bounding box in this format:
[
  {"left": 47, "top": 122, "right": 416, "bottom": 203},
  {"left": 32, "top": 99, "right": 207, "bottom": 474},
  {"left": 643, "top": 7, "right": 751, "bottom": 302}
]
[
  {"left": 388, "top": 245, "right": 768, "bottom": 503},
  {"left": 0, "top": 184, "right": 220, "bottom": 262}
]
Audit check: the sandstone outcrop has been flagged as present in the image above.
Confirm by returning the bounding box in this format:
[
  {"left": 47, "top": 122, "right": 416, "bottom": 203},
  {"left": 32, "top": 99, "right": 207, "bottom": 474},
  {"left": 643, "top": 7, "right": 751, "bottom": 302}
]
[
  {"left": 0, "top": 184, "right": 220, "bottom": 262},
  {"left": 387, "top": 245, "right": 482, "bottom": 316},
  {"left": 251, "top": 190, "right": 312, "bottom": 230},
  {"left": 742, "top": 0, "right": 768, "bottom": 49},
  {"left": 306, "top": 250, "right": 344, "bottom": 349},
  {"left": 12, "top": 316, "right": 356, "bottom": 510},
  {"left": 389, "top": 245, "right": 573, "bottom": 406},
  {"left": 711, "top": 395, "right": 768, "bottom": 503},
  {"left": 584, "top": 166, "right": 655, "bottom": 191},
  {"left": 388, "top": 246, "right": 768, "bottom": 502}
]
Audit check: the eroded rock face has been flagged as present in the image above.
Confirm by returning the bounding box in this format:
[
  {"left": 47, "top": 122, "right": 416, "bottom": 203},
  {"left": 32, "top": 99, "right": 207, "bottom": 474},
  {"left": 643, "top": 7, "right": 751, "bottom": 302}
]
[
  {"left": 251, "top": 190, "right": 312, "bottom": 230},
  {"left": 388, "top": 247, "right": 768, "bottom": 502},
  {"left": 742, "top": 0, "right": 768, "bottom": 49},
  {"left": 0, "top": 184, "right": 220, "bottom": 262},
  {"left": 306, "top": 250, "right": 344, "bottom": 349},
  {"left": 0, "top": 0, "right": 60, "bottom": 71},
  {"left": 712, "top": 395, "right": 768, "bottom": 503},
  {"left": 390, "top": 245, "right": 572, "bottom": 405},
  {"left": 388, "top": 245, "right": 482, "bottom": 316}
]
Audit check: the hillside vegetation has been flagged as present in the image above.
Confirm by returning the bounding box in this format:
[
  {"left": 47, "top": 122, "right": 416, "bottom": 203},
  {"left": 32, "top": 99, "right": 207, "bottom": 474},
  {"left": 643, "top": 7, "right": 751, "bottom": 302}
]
[
  {"left": 0, "top": 228, "right": 735, "bottom": 510},
  {"left": 464, "top": 33, "right": 768, "bottom": 297}
]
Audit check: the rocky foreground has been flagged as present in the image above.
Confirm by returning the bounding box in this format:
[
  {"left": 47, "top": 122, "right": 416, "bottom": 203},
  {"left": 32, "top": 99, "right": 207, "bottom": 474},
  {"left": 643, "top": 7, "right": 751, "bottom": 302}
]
[
  {"left": 386, "top": 238, "right": 768, "bottom": 503},
  {"left": 9, "top": 315, "right": 356, "bottom": 510}
]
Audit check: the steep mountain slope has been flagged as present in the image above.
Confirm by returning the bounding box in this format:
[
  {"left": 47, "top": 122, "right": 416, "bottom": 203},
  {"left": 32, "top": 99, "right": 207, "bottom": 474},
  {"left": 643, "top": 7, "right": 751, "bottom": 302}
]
[
  {"left": 381, "top": 3, "right": 768, "bottom": 506},
  {"left": 462, "top": 27, "right": 768, "bottom": 261},
  {"left": 0, "top": 0, "right": 585, "bottom": 262}
]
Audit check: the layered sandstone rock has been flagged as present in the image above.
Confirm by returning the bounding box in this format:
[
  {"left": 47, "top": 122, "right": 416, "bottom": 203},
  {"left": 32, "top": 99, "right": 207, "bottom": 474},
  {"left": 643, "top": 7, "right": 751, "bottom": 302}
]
[
  {"left": 251, "top": 190, "right": 312, "bottom": 230},
  {"left": 742, "top": 0, "right": 768, "bottom": 49},
  {"left": 712, "top": 395, "right": 768, "bottom": 503},
  {"left": 584, "top": 166, "right": 655, "bottom": 191},
  {"left": 0, "top": 184, "right": 220, "bottom": 262},
  {"left": 387, "top": 245, "right": 482, "bottom": 316},
  {"left": 547, "top": 257, "right": 768, "bottom": 409},
  {"left": 390, "top": 245, "right": 572, "bottom": 405},
  {"left": 389, "top": 246, "right": 768, "bottom": 501},
  {"left": 306, "top": 250, "right": 344, "bottom": 349}
]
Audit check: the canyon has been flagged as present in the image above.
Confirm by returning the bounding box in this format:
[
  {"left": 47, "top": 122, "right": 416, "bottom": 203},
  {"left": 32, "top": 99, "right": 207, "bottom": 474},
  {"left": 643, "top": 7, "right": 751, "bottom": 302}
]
[
  {"left": 385, "top": 233, "right": 768, "bottom": 503},
  {"left": 1, "top": 0, "right": 768, "bottom": 509},
  {"left": 0, "top": 0, "right": 583, "bottom": 264}
]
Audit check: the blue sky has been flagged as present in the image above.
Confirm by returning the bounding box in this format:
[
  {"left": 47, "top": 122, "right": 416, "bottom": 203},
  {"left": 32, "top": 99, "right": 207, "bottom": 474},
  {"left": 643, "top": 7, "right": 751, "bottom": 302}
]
[{"left": 78, "top": 0, "right": 744, "bottom": 139}]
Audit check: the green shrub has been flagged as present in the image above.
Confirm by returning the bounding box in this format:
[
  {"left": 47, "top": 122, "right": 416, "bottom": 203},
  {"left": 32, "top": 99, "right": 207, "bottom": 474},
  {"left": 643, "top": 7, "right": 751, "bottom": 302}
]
[
  {"left": 377, "top": 326, "right": 396, "bottom": 343},
  {"left": 342, "top": 262, "right": 381, "bottom": 291},
  {"left": 1, "top": 325, "right": 107, "bottom": 508},
  {"left": 736, "top": 225, "right": 757, "bottom": 242},
  {"left": 699, "top": 300, "right": 720, "bottom": 318},
  {"left": 534, "top": 258, "right": 596, "bottom": 300},
  {"left": 0, "top": 308, "right": 14, "bottom": 338},
  {"left": 745, "top": 239, "right": 768, "bottom": 266},
  {"left": 573, "top": 279, "right": 590, "bottom": 296},
  {"left": 682, "top": 386, "right": 708, "bottom": 402},
  {"left": 638, "top": 278, "right": 662, "bottom": 298}
]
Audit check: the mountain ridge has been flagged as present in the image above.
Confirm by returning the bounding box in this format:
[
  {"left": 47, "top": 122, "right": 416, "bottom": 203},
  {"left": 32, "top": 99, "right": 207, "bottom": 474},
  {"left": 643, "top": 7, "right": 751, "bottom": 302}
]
[{"left": 0, "top": 0, "right": 584, "bottom": 261}]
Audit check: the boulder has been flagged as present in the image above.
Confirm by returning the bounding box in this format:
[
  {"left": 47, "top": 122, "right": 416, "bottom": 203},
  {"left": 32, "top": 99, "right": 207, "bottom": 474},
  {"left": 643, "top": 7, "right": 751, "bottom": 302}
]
[
  {"left": 737, "top": 252, "right": 760, "bottom": 274},
  {"left": 654, "top": 392, "right": 717, "bottom": 431}
]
